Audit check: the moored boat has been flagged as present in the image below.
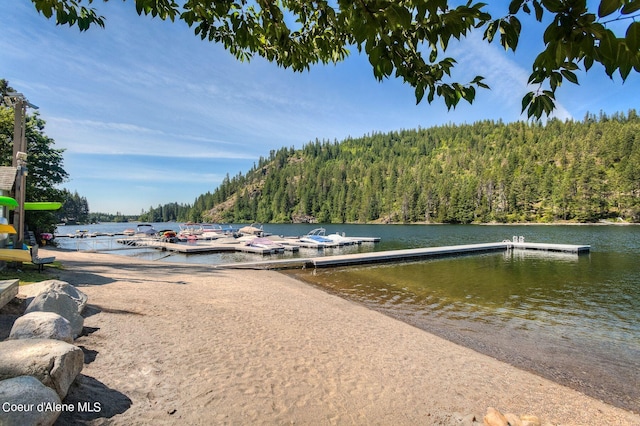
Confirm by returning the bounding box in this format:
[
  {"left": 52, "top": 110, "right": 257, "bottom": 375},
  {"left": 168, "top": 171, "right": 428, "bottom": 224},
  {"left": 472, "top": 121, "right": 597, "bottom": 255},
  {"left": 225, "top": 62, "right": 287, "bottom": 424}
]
[
  {"left": 158, "top": 229, "right": 178, "bottom": 243},
  {"left": 298, "top": 228, "right": 337, "bottom": 247},
  {"left": 200, "top": 224, "right": 226, "bottom": 240},
  {"left": 239, "top": 223, "right": 264, "bottom": 236},
  {"left": 324, "top": 232, "right": 362, "bottom": 245},
  {"left": 246, "top": 237, "right": 284, "bottom": 250},
  {"left": 135, "top": 224, "right": 158, "bottom": 237}
]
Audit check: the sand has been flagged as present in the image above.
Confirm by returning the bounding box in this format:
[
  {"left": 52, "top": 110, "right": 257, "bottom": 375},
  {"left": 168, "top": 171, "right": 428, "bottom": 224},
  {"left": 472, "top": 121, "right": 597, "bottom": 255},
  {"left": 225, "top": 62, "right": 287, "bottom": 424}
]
[{"left": 17, "top": 248, "right": 640, "bottom": 425}]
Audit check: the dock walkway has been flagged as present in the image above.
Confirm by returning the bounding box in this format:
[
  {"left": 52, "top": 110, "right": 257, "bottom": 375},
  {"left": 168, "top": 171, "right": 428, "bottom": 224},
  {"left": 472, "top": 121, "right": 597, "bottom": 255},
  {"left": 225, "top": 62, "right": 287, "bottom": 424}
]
[
  {"left": 214, "top": 241, "right": 590, "bottom": 270},
  {"left": 116, "top": 238, "right": 299, "bottom": 255}
]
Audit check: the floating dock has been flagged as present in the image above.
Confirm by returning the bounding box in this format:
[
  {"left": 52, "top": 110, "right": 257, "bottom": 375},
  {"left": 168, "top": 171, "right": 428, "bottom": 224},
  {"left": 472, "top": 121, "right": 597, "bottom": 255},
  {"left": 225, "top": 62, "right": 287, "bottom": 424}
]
[
  {"left": 115, "top": 238, "right": 299, "bottom": 255},
  {"left": 214, "top": 241, "right": 590, "bottom": 270}
]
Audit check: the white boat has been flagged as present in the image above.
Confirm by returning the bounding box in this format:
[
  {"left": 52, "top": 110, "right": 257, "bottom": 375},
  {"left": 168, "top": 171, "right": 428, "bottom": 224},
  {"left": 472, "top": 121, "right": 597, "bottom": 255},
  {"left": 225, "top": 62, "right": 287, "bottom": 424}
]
[
  {"left": 135, "top": 224, "right": 157, "bottom": 237},
  {"left": 239, "top": 223, "right": 264, "bottom": 236},
  {"left": 324, "top": 232, "right": 362, "bottom": 245},
  {"left": 200, "top": 224, "right": 226, "bottom": 240},
  {"left": 246, "top": 237, "right": 284, "bottom": 250},
  {"left": 177, "top": 223, "right": 202, "bottom": 240},
  {"left": 298, "top": 228, "right": 337, "bottom": 247}
]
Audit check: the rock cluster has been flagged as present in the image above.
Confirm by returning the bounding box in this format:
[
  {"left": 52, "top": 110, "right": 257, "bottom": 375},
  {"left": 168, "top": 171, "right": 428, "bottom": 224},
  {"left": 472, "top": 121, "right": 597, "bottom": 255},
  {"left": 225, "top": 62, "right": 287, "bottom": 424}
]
[
  {"left": 0, "top": 280, "right": 88, "bottom": 426},
  {"left": 456, "top": 407, "right": 555, "bottom": 426}
]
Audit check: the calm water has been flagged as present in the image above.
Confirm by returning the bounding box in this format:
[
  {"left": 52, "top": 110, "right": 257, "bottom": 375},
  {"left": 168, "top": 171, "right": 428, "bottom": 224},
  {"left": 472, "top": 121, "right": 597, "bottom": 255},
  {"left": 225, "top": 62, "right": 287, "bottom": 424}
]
[{"left": 54, "top": 223, "right": 640, "bottom": 412}]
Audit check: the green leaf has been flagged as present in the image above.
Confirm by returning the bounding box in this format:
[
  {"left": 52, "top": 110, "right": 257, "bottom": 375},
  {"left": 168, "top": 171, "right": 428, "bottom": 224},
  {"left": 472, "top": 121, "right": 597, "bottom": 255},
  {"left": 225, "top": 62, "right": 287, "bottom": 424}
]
[
  {"left": 415, "top": 85, "right": 425, "bottom": 104},
  {"left": 584, "top": 55, "right": 594, "bottom": 71},
  {"left": 598, "top": 30, "right": 618, "bottom": 61},
  {"left": 598, "top": 0, "right": 621, "bottom": 18},
  {"left": 388, "top": 5, "right": 412, "bottom": 29},
  {"left": 561, "top": 69, "right": 579, "bottom": 84},
  {"left": 626, "top": 22, "right": 640, "bottom": 52},
  {"left": 540, "top": 93, "right": 555, "bottom": 113},
  {"left": 509, "top": 0, "right": 524, "bottom": 14},
  {"left": 621, "top": 0, "right": 640, "bottom": 14},
  {"left": 617, "top": 43, "right": 633, "bottom": 80},
  {"left": 521, "top": 91, "right": 534, "bottom": 113},
  {"left": 533, "top": 0, "right": 544, "bottom": 21},
  {"left": 483, "top": 21, "right": 498, "bottom": 42},
  {"left": 619, "top": 61, "right": 633, "bottom": 80},
  {"left": 427, "top": 87, "right": 435, "bottom": 103},
  {"left": 541, "top": 0, "right": 563, "bottom": 13},
  {"left": 463, "top": 86, "right": 476, "bottom": 103}
]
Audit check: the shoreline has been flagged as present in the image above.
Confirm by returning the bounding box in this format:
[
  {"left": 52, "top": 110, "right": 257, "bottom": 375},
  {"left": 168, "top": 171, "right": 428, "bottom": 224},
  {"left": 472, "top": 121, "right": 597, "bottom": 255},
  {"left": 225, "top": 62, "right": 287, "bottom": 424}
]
[
  {"left": 15, "top": 248, "right": 640, "bottom": 424},
  {"left": 56, "top": 220, "right": 640, "bottom": 228},
  {"left": 286, "top": 268, "right": 640, "bottom": 415}
]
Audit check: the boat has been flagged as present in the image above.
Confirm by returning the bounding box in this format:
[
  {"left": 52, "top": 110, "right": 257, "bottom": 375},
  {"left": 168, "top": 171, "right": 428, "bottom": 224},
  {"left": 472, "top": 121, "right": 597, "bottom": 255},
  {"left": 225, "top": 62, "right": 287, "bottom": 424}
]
[
  {"left": 0, "top": 248, "right": 32, "bottom": 262},
  {"left": 323, "top": 232, "right": 362, "bottom": 246},
  {"left": 177, "top": 223, "right": 202, "bottom": 241},
  {"left": 135, "top": 224, "right": 157, "bottom": 237},
  {"left": 246, "top": 237, "right": 284, "bottom": 250},
  {"left": 0, "top": 196, "right": 18, "bottom": 210},
  {"left": 239, "top": 223, "right": 264, "bottom": 236},
  {"left": 199, "top": 224, "right": 226, "bottom": 240},
  {"left": 157, "top": 229, "right": 178, "bottom": 243},
  {"left": 23, "top": 202, "right": 62, "bottom": 211},
  {"left": 0, "top": 197, "right": 61, "bottom": 211},
  {"left": 298, "top": 228, "right": 337, "bottom": 247},
  {"left": 0, "top": 223, "right": 16, "bottom": 235},
  {"left": 122, "top": 228, "right": 135, "bottom": 236}
]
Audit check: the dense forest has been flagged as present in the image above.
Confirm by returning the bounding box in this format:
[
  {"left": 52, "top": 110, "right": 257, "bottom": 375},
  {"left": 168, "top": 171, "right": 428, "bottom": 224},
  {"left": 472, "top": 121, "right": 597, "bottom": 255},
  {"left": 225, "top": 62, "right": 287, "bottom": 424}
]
[{"left": 142, "top": 111, "right": 640, "bottom": 224}]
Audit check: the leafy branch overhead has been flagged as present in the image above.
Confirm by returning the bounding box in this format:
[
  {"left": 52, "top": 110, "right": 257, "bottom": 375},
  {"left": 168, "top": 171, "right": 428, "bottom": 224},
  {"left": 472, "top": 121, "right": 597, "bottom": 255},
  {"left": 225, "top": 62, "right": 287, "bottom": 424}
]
[{"left": 30, "top": 0, "right": 640, "bottom": 119}]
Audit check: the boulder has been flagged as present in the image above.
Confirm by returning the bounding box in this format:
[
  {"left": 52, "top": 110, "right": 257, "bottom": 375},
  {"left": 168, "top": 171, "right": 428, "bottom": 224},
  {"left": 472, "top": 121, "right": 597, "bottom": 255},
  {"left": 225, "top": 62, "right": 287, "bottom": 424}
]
[
  {"left": 505, "top": 412, "right": 523, "bottom": 426},
  {"left": 0, "top": 376, "right": 61, "bottom": 426},
  {"left": 25, "top": 291, "right": 84, "bottom": 338},
  {"left": 0, "top": 339, "right": 83, "bottom": 399},
  {"left": 484, "top": 407, "right": 509, "bottom": 426},
  {"left": 9, "top": 311, "right": 73, "bottom": 343},
  {"left": 19, "top": 280, "right": 88, "bottom": 314},
  {"left": 520, "top": 415, "right": 542, "bottom": 426}
]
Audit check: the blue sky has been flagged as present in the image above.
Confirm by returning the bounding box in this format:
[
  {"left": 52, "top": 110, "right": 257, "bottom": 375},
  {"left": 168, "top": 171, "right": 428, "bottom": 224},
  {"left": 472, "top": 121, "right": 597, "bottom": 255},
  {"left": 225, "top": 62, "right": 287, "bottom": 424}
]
[{"left": 1, "top": 2, "right": 638, "bottom": 215}]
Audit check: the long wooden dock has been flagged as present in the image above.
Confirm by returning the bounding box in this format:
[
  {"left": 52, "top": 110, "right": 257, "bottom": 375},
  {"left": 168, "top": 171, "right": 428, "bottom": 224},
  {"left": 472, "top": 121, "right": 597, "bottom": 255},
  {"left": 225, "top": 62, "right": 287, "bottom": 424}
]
[{"left": 214, "top": 241, "right": 590, "bottom": 270}]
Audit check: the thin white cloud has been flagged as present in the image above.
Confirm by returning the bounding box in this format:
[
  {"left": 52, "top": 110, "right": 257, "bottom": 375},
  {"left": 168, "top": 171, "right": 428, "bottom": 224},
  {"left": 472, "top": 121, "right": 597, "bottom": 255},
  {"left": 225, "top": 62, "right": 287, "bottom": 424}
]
[
  {"left": 45, "top": 117, "right": 258, "bottom": 159},
  {"left": 75, "top": 167, "right": 224, "bottom": 184},
  {"left": 451, "top": 33, "right": 573, "bottom": 121}
]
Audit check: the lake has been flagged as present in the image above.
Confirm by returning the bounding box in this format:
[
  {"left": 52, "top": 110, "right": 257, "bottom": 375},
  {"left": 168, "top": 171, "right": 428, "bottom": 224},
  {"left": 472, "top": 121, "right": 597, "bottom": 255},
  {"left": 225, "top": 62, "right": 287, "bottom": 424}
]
[{"left": 54, "top": 222, "right": 640, "bottom": 412}]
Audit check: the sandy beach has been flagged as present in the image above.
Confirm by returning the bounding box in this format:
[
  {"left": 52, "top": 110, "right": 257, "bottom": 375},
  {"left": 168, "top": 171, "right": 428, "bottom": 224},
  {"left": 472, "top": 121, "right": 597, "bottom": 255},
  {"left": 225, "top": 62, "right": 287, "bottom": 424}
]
[{"left": 14, "top": 248, "right": 640, "bottom": 425}]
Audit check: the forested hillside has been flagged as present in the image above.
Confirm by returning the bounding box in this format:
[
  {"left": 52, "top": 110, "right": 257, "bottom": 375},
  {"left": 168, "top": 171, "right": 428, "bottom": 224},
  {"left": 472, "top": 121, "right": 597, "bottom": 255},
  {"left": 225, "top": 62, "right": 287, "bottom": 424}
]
[{"left": 145, "top": 111, "right": 640, "bottom": 224}]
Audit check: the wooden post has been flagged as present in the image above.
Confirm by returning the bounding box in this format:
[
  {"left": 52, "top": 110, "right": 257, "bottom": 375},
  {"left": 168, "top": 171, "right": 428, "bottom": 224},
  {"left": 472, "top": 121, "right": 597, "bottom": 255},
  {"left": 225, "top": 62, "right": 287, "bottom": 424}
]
[{"left": 11, "top": 98, "right": 26, "bottom": 249}]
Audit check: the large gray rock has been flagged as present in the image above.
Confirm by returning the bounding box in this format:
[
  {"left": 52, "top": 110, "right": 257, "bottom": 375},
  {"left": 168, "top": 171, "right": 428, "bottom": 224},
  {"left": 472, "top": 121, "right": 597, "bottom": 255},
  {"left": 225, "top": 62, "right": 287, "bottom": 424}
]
[
  {"left": 9, "top": 311, "right": 74, "bottom": 343},
  {"left": 0, "top": 339, "right": 84, "bottom": 399},
  {"left": 19, "top": 280, "right": 88, "bottom": 314},
  {"left": 25, "top": 291, "right": 84, "bottom": 338},
  {"left": 0, "top": 376, "right": 61, "bottom": 426}
]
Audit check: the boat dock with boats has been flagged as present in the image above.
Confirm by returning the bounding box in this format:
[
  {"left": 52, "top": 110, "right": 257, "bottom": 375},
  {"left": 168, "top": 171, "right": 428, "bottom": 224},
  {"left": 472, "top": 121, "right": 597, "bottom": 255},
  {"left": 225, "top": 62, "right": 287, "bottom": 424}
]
[
  {"left": 113, "top": 226, "right": 379, "bottom": 254},
  {"left": 55, "top": 223, "right": 589, "bottom": 270}
]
